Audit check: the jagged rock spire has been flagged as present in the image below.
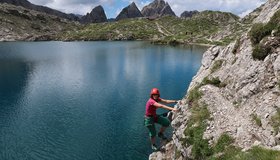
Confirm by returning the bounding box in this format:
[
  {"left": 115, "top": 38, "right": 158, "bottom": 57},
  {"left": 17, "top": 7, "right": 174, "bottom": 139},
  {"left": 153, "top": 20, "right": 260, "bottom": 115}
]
[
  {"left": 141, "top": 0, "right": 176, "bottom": 18},
  {"left": 80, "top": 5, "right": 107, "bottom": 24},
  {"left": 116, "top": 2, "right": 143, "bottom": 21}
]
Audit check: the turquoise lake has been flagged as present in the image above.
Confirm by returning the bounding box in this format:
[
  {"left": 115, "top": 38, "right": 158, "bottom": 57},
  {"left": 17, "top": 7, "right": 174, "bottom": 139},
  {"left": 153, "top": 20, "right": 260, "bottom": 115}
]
[{"left": 0, "top": 41, "right": 207, "bottom": 160}]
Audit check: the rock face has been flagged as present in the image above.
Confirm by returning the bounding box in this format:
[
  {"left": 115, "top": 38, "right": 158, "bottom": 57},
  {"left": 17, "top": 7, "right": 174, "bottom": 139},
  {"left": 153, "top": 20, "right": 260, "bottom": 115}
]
[
  {"left": 80, "top": 5, "right": 107, "bottom": 24},
  {"left": 116, "top": 2, "right": 143, "bottom": 21},
  {"left": 180, "top": 10, "right": 199, "bottom": 18},
  {"left": 141, "top": 0, "right": 176, "bottom": 18},
  {"left": 0, "top": 0, "right": 79, "bottom": 21},
  {"left": 150, "top": 0, "right": 280, "bottom": 159},
  {"left": 0, "top": 3, "right": 79, "bottom": 41}
]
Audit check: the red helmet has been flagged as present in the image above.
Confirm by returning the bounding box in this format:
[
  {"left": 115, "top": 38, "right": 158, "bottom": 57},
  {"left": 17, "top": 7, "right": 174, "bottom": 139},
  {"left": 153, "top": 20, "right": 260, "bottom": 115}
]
[{"left": 150, "top": 88, "right": 160, "bottom": 97}]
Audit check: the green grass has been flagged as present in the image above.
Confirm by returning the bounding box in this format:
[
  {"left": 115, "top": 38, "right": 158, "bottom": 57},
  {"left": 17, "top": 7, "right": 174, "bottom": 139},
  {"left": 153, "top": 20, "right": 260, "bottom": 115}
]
[
  {"left": 271, "top": 108, "right": 280, "bottom": 133},
  {"left": 188, "top": 86, "right": 203, "bottom": 103},
  {"left": 212, "top": 145, "right": 242, "bottom": 160},
  {"left": 209, "top": 139, "right": 280, "bottom": 160},
  {"left": 210, "top": 60, "right": 224, "bottom": 73},
  {"left": 183, "top": 102, "right": 212, "bottom": 159},
  {"left": 251, "top": 114, "right": 262, "bottom": 127},
  {"left": 183, "top": 82, "right": 213, "bottom": 159},
  {"left": 175, "top": 149, "right": 181, "bottom": 159},
  {"left": 238, "top": 146, "right": 280, "bottom": 160},
  {"left": 213, "top": 133, "right": 234, "bottom": 153}
]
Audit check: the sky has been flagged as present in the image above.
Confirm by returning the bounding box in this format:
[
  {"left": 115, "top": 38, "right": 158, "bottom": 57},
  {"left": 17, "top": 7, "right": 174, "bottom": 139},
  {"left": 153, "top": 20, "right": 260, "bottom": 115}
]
[{"left": 28, "top": 0, "right": 267, "bottom": 18}]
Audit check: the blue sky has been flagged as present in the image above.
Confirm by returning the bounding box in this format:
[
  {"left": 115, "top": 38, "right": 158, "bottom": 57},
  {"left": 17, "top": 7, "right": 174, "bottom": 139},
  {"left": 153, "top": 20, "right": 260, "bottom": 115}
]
[{"left": 28, "top": 0, "right": 267, "bottom": 18}]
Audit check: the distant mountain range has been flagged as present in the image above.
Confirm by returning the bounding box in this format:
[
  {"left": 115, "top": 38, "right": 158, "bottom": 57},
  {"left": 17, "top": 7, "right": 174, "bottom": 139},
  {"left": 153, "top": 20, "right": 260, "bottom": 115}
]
[
  {"left": 0, "top": 0, "right": 186, "bottom": 23},
  {"left": 0, "top": 0, "right": 79, "bottom": 20}
]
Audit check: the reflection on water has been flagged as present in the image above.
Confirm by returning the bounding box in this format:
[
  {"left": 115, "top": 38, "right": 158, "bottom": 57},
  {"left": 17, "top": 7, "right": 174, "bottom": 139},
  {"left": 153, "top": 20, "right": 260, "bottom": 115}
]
[
  {"left": 0, "top": 60, "right": 33, "bottom": 104},
  {"left": 0, "top": 42, "right": 207, "bottom": 160}
]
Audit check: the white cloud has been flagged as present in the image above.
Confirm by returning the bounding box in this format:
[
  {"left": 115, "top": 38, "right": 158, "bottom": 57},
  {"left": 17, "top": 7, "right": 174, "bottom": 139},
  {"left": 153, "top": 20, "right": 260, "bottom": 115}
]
[
  {"left": 121, "top": 0, "right": 150, "bottom": 10},
  {"left": 28, "top": 0, "right": 267, "bottom": 18},
  {"left": 165, "top": 0, "right": 267, "bottom": 17},
  {"left": 29, "top": 0, "right": 114, "bottom": 15},
  {"left": 138, "top": 1, "right": 150, "bottom": 10}
]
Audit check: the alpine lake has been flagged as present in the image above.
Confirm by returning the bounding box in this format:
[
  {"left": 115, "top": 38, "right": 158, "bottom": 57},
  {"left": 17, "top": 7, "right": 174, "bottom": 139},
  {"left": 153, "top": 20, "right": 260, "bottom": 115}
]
[{"left": 0, "top": 41, "right": 207, "bottom": 160}]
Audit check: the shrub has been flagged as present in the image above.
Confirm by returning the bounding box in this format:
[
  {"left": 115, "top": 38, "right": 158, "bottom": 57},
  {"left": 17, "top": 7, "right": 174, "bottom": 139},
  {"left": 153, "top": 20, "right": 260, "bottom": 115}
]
[
  {"left": 251, "top": 114, "right": 262, "bottom": 127},
  {"left": 274, "top": 25, "right": 280, "bottom": 37},
  {"left": 249, "top": 23, "right": 273, "bottom": 45},
  {"left": 188, "top": 86, "right": 203, "bottom": 103},
  {"left": 271, "top": 108, "right": 280, "bottom": 133},
  {"left": 249, "top": 10, "right": 280, "bottom": 61},
  {"left": 210, "top": 60, "right": 224, "bottom": 73},
  {"left": 175, "top": 149, "right": 181, "bottom": 159},
  {"left": 202, "top": 77, "right": 221, "bottom": 87},
  {"left": 232, "top": 99, "right": 242, "bottom": 108},
  {"left": 202, "top": 77, "right": 227, "bottom": 88},
  {"left": 252, "top": 44, "right": 271, "bottom": 60},
  {"left": 232, "top": 37, "right": 241, "bottom": 54}
]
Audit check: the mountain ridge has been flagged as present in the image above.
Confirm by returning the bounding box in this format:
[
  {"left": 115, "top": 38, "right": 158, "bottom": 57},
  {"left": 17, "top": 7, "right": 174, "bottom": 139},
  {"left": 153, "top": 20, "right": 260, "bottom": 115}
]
[{"left": 0, "top": 0, "right": 79, "bottom": 20}]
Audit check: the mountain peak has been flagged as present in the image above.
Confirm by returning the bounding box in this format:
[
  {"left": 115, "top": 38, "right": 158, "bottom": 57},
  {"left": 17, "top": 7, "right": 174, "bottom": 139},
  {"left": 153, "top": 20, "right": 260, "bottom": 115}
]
[
  {"left": 116, "top": 2, "right": 143, "bottom": 21},
  {"left": 80, "top": 5, "right": 107, "bottom": 24},
  {"left": 130, "top": 2, "right": 136, "bottom": 6},
  {"left": 141, "top": 0, "right": 176, "bottom": 18}
]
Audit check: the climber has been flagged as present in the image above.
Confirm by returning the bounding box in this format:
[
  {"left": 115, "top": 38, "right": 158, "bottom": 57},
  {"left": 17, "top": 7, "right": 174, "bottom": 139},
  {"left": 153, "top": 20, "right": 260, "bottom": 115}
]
[{"left": 144, "top": 88, "right": 179, "bottom": 151}]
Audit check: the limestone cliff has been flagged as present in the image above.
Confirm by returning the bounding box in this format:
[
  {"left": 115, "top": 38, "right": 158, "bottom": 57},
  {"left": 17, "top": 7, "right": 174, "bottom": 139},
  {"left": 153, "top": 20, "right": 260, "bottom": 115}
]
[
  {"left": 116, "top": 2, "right": 143, "bottom": 21},
  {"left": 141, "top": 0, "right": 176, "bottom": 18},
  {"left": 150, "top": 0, "right": 280, "bottom": 159},
  {"left": 80, "top": 5, "right": 107, "bottom": 24}
]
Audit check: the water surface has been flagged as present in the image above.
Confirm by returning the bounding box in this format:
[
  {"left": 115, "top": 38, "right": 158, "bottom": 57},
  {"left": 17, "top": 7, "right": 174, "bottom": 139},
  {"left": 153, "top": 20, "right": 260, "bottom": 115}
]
[{"left": 0, "top": 41, "right": 207, "bottom": 160}]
